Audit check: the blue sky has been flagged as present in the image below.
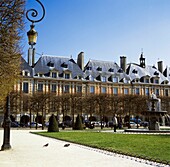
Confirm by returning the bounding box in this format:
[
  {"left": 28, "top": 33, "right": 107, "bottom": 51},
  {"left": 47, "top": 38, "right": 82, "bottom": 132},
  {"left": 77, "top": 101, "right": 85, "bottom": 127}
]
[{"left": 23, "top": 0, "right": 170, "bottom": 68}]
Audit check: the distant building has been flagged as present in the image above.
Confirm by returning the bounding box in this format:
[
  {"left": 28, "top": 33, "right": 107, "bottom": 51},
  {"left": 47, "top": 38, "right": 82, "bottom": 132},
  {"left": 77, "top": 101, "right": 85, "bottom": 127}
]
[{"left": 10, "top": 51, "right": 170, "bottom": 125}]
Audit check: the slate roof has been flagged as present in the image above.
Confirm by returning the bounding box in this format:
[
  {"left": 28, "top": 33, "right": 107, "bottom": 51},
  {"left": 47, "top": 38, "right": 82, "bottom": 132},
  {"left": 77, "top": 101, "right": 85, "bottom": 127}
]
[
  {"left": 33, "top": 55, "right": 84, "bottom": 78},
  {"left": 84, "top": 59, "right": 130, "bottom": 82},
  {"left": 20, "top": 56, "right": 33, "bottom": 77},
  {"left": 127, "top": 63, "right": 169, "bottom": 84}
]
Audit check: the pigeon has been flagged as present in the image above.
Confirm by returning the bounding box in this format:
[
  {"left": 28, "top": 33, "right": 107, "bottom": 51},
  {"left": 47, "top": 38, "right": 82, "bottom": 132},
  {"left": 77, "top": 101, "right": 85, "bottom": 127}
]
[
  {"left": 64, "top": 143, "right": 70, "bottom": 147},
  {"left": 43, "top": 143, "right": 49, "bottom": 147}
]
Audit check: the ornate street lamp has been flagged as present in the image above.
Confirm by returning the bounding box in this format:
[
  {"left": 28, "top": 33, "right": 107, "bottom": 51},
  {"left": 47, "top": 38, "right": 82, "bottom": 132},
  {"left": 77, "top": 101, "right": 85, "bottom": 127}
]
[
  {"left": 26, "top": 0, "right": 45, "bottom": 129},
  {"left": 26, "top": 0, "right": 45, "bottom": 47},
  {"left": 1, "top": 95, "right": 11, "bottom": 150},
  {"left": 1, "top": 0, "right": 45, "bottom": 151}
]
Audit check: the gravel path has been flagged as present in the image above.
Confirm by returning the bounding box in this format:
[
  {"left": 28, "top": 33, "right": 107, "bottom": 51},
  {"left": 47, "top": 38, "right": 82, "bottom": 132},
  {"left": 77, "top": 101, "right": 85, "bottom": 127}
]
[{"left": 0, "top": 129, "right": 169, "bottom": 167}]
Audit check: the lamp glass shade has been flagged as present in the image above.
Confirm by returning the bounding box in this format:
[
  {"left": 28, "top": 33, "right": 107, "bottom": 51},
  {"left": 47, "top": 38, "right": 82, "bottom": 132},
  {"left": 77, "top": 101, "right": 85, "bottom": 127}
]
[{"left": 27, "top": 25, "right": 38, "bottom": 46}]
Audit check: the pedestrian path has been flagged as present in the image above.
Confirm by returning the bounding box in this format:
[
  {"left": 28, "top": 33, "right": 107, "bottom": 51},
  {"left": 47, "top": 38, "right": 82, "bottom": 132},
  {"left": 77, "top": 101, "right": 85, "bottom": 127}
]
[{"left": 0, "top": 129, "right": 168, "bottom": 167}]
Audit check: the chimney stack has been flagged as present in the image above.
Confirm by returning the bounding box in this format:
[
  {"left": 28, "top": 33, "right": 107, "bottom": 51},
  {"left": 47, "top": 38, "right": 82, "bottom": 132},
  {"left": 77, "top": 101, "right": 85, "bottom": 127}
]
[
  {"left": 120, "top": 56, "right": 126, "bottom": 72},
  {"left": 77, "top": 52, "right": 84, "bottom": 71},
  {"left": 158, "top": 61, "right": 163, "bottom": 73}
]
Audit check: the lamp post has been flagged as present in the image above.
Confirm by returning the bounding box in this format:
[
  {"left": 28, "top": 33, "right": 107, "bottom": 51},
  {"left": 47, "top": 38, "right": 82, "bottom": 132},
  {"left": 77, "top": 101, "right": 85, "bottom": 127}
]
[
  {"left": 26, "top": 0, "right": 45, "bottom": 128},
  {"left": 1, "top": 95, "right": 11, "bottom": 150}
]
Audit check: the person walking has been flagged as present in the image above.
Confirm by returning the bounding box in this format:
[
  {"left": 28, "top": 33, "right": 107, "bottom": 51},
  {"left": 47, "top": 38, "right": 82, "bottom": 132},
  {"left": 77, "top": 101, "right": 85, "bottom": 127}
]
[{"left": 112, "top": 115, "right": 118, "bottom": 132}]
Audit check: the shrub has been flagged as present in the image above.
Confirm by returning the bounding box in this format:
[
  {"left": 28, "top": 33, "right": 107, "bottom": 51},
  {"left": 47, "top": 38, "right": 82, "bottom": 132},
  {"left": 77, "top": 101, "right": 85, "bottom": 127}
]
[
  {"left": 48, "top": 114, "right": 59, "bottom": 132},
  {"left": 74, "top": 114, "right": 84, "bottom": 130}
]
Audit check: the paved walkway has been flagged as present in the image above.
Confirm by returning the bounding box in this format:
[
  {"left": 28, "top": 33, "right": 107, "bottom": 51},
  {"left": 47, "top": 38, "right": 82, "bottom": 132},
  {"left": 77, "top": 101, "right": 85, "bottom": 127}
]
[{"left": 0, "top": 129, "right": 168, "bottom": 167}]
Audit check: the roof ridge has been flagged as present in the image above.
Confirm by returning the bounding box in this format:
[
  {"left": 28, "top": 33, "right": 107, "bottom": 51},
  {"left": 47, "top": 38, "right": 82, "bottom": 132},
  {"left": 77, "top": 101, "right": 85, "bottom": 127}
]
[{"left": 42, "top": 55, "right": 70, "bottom": 59}]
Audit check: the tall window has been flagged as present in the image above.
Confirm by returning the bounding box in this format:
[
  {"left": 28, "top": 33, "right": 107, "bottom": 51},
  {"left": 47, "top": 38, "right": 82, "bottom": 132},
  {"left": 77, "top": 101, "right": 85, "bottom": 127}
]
[
  {"left": 155, "top": 89, "right": 159, "bottom": 96},
  {"left": 145, "top": 88, "right": 149, "bottom": 96},
  {"left": 135, "top": 88, "right": 140, "bottom": 95},
  {"left": 38, "top": 83, "right": 43, "bottom": 92},
  {"left": 165, "top": 89, "right": 169, "bottom": 96},
  {"left": 124, "top": 88, "right": 129, "bottom": 94},
  {"left": 101, "top": 87, "right": 107, "bottom": 93},
  {"left": 113, "top": 87, "right": 118, "bottom": 95},
  {"left": 51, "top": 84, "right": 57, "bottom": 93},
  {"left": 64, "top": 85, "right": 70, "bottom": 93},
  {"left": 23, "top": 82, "right": 28, "bottom": 93},
  {"left": 90, "top": 86, "right": 95, "bottom": 93},
  {"left": 77, "top": 86, "right": 82, "bottom": 93}
]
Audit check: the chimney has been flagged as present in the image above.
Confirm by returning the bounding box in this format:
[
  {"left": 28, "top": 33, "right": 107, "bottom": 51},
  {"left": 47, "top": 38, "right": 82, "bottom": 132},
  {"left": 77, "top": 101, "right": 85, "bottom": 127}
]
[
  {"left": 120, "top": 56, "right": 126, "bottom": 72},
  {"left": 158, "top": 61, "right": 163, "bottom": 73},
  {"left": 77, "top": 52, "right": 84, "bottom": 71}
]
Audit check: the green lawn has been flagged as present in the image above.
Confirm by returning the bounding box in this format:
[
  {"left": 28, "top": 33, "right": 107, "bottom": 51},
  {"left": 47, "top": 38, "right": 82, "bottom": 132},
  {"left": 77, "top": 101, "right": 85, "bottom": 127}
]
[{"left": 35, "top": 131, "right": 170, "bottom": 164}]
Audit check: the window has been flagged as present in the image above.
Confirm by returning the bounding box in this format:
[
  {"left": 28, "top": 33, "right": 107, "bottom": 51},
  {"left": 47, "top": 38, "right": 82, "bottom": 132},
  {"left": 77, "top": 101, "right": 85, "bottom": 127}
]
[
  {"left": 113, "top": 87, "right": 118, "bottom": 95},
  {"left": 23, "top": 82, "right": 28, "bottom": 93},
  {"left": 97, "top": 67, "right": 102, "bottom": 71},
  {"left": 101, "top": 76, "right": 107, "bottom": 82},
  {"left": 51, "top": 84, "right": 57, "bottom": 93},
  {"left": 135, "top": 88, "right": 140, "bottom": 95},
  {"left": 108, "top": 68, "right": 114, "bottom": 72},
  {"left": 154, "top": 79, "right": 159, "bottom": 84},
  {"left": 89, "top": 75, "right": 94, "bottom": 81},
  {"left": 165, "top": 89, "right": 169, "bottom": 96},
  {"left": 64, "top": 85, "right": 70, "bottom": 93},
  {"left": 52, "top": 72, "right": 57, "bottom": 78},
  {"left": 155, "top": 89, "right": 159, "bottom": 96},
  {"left": 38, "top": 83, "right": 43, "bottom": 92},
  {"left": 113, "top": 77, "right": 118, "bottom": 83},
  {"left": 124, "top": 79, "right": 129, "bottom": 83},
  {"left": 90, "top": 86, "right": 95, "bottom": 93},
  {"left": 39, "top": 74, "right": 43, "bottom": 77},
  {"left": 87, "top": 67, "right": 92, "bottom": 70},
  {"left": 77, "top": 86, "right": 82, "bottom": 93},
  {"left": 145, "top": 88, "right": 149, "bottom": 96},
  {"left": 145, "top": 78, "right": 149, "bottom": 83},
  {"left": 65, "top": 73, "right": 70, "bottom": 79},
  {"left": 61, "top": 62, "right": 68, "bottom": 68},
  {"left": 101, "top": 87, "right": 107, "bottom": 93},
  {"left": 124, "top": 88, "right": 129, "bottom": 94}
]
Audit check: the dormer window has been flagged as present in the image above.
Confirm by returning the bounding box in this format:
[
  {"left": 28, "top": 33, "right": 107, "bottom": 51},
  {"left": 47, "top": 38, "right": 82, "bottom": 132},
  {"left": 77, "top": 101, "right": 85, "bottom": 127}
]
[
  {"left": 101, "top": 76, "right": 107, "bottom": 82},
  {"left": 61, "top": 62, "right": 68, "bottom": 68},
  {"left": 123, "top": 78, "right": 129, "bottom": 83},
  {"left": 87, "top": 67, "right": 92, "bottom": 70},
  {"left": 22, "top": 70, "right": 30, "bottom": 76},
  {"left": 154, "top": 71, "right": 159, "bottom": 75},
  {"left": 47, "top": 61, "right": 54, "bottom": 67},
  {"left": 52, "top": 72, "right": 57, "bottom": 78},
  {"left": 97, "top": 67, "right": 102, "bottom": 71},
  {"left": 154, "top": 79, "right": 159, "bottom": 84},
  {"left": 65, "top": 73, "right": 70, "bottom": 79},
  {"left": 113, "top": 77, "right": 118, "bottom": 83},
  {"left": 132, "top": 69, "right": 138, "bottom": 74},
  {"left": 39, "top": 73, "right": 43, "bottom": 77},
  {"left": 117, "top": 68, "right": 123, "bottom": 73},
  {"left": 145, "top": 78, "right": 149, "bottom": 83},
  {"left": 108, "top": 68, "right": 114, "bottom": 72}
]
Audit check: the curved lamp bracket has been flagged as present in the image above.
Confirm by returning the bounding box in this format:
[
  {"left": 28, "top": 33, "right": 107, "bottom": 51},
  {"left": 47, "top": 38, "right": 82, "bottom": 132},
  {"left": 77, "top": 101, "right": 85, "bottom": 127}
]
[{"left": 26, "top": 0, "right": 45, "bottom": 24}]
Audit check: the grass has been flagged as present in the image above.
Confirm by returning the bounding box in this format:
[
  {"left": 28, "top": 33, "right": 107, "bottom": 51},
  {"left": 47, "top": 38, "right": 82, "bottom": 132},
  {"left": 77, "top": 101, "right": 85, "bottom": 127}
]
[{"left": 35, "top": 131, "right": 170, "bottom": 164}]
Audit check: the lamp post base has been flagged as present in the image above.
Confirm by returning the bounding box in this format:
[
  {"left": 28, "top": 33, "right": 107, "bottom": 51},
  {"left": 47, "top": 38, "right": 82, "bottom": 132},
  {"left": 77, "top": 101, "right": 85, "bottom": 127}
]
[
  {"left": 1, "top": 144, "right": 11, "bottom": 151},
  {"left": 1, "top": 124, "right": 11, "bottom": 151}
]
